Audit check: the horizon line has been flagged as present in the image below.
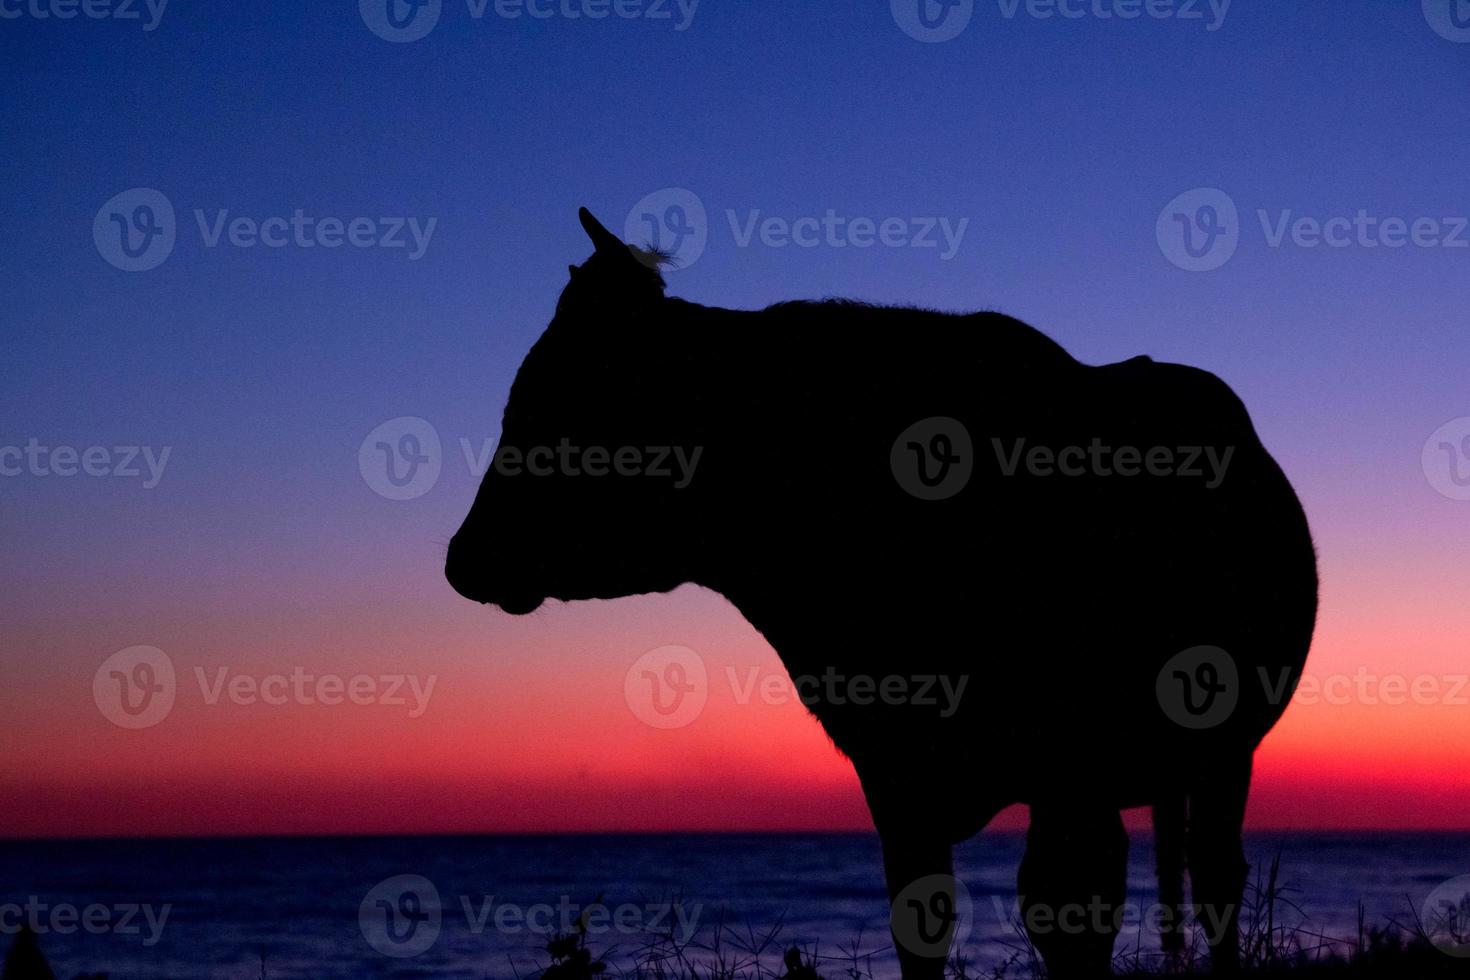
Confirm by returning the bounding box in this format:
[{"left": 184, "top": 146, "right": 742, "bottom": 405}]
[{"left": 7, "top": 826, "right": 1470, "bottom": 844}]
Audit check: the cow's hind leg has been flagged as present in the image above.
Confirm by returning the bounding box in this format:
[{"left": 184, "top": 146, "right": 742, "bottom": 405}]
[
  {"left": 1152, "top": 793, "right": 1188, "bottom": 962},
  {"left": 1018, "top": 804, "right": 1128, "bottom": 979},
  {"left": 1188, "top": 757, "right": 1251, "bottom": 974}
]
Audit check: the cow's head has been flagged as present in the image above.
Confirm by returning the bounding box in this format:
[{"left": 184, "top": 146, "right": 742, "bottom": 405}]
[{"left": 445, "top": 208, "right": 708, "bottom": 614}]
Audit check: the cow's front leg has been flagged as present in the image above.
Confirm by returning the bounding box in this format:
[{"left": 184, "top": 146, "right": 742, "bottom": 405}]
[
  {"left": 1018, "top": 803, "right": 1128, "bottom": 979},
  {"left": 878, "top": 819, "right": 956, "bottom": 980}
]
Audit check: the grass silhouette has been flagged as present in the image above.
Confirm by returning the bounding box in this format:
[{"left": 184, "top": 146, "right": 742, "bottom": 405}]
[
  {"left": 508, "top": 863, "right": 1470, "bottom": 980},
  {"left": 8, "top": 870, "right": 1470, "bottom": 980}
]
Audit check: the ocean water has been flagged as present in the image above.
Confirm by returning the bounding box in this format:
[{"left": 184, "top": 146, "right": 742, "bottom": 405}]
[{"left": 3, "top": 832, "right": 1469, "bottom": 979}]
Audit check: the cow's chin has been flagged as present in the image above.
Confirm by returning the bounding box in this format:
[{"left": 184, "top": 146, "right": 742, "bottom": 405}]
[{"left": 494, "top": 594, "right": 546, "bottom": 615}]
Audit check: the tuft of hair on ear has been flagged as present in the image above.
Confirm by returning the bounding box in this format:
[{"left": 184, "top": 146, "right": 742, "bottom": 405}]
[{"left": 632, "top": 243, "right": 680, "bottom": 270}]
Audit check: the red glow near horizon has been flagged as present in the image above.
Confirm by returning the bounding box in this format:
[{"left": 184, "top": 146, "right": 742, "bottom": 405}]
[{"left": 6, "top": 541, "right": 1470, "bottom": 838}]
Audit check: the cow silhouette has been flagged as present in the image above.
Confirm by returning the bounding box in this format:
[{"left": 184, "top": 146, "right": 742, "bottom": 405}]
[{"left": 446, "top": 208, "right": 1318, "bottom": 979}]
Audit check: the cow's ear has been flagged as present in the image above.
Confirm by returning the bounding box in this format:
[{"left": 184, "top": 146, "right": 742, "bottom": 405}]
[{"left": 578, "top": 207, "right": 625, "bottom": 256}]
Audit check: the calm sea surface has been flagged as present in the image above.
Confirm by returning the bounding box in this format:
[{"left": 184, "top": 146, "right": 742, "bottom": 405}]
[{"left": 4, "top": 832, "right": 1469, "bottom": 979}]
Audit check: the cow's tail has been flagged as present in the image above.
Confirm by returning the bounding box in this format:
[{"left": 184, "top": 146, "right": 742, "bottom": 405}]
[{"left": 1153, "top": 794, "right": 1188, "bottom": 956}]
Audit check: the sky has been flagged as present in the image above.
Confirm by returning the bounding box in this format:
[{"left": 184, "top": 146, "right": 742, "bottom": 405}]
[{"left": 2, "top": 0, "right": 1470, "bottom": 837}]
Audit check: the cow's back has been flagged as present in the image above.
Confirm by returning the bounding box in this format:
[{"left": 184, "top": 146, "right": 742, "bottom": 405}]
[{"left": 710, "top": 303, "right": 1317, "bottom": 820}]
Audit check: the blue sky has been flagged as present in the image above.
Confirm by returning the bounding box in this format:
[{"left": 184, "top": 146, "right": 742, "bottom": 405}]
[
  {"left": 4, "top": 0, "right": 1467, "bottom": 615},
  {"left": 4, "top": 0, "right": 1470, "bottom": 832}
]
